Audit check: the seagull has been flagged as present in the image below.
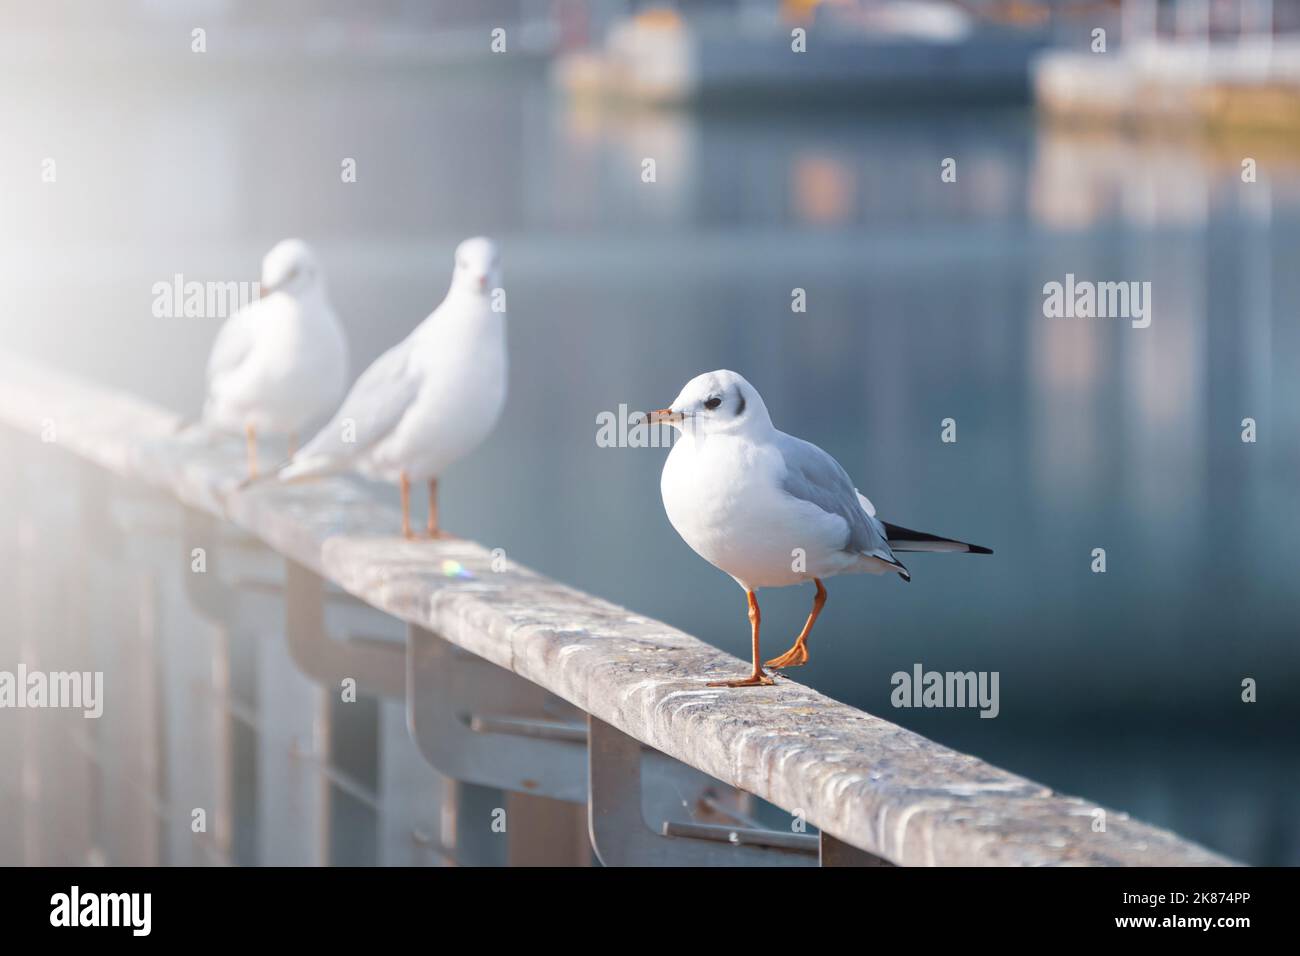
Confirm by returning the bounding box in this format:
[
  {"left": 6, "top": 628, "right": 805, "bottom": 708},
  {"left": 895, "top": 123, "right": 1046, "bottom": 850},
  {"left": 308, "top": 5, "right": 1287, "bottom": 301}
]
[
  {"left": 648, "top": 370, "right": 991, "bottom": 688},
  {"left": 202, "top": 239, "right": 349, "bottom": 478},
  {"left": 273, "top": 237, "right": 506, "bottom": 539}
]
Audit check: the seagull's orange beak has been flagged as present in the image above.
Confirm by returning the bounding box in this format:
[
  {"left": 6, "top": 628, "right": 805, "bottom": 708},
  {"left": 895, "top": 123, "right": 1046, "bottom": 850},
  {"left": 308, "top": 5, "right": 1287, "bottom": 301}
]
[{"left": 646, "top": 408, "right": 683, "bottom": 425}]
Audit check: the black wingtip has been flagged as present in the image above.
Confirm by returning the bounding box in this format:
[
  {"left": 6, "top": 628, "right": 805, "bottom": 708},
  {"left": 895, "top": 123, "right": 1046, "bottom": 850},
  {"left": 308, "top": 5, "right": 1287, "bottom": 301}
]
[
  {"left": 882, "top": 520, "right": 992, "bottom": 556},
  {"left": 897, "top": 567, "right": 912, "bottom": 583}
]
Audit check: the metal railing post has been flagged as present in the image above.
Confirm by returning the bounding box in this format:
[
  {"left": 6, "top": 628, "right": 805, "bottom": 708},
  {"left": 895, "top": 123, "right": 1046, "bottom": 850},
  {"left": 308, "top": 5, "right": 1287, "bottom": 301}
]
[{"left": 586, "top": 715, "right": 818, "bottom": 867}]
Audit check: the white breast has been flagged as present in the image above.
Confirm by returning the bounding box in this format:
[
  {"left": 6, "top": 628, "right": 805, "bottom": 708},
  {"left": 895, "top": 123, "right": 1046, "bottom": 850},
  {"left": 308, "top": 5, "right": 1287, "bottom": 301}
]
[
  {"left": 660, "top": 432, "right": 846, "bottom": 590},
  {"left": 260, "top": 302, "right": 349, "bottom": 432},
  {"left": 206, "top": 295, "right": 349, "bottom": 436}
]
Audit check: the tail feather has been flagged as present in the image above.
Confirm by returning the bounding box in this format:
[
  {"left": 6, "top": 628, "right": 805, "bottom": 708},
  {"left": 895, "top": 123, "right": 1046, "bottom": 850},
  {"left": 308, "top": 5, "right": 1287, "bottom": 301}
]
[
  {"left": 862, "top": 550, "right": 911, "bottom": 582},
  {"left": 882, "top": 521, "right": 992, "bottom": 555},
  {"left": 236, "top": 452, "right": 341, "bottom": 492},
  {"left": 237, "top": 467, "right": 280, "bottom": 491},
  {"left": 889, "top": 557, "right": 912, "bottom": 583},
  {"left": 236, "top": 456, "right": 300, "bottom": 491},
  {"left": 275, "top": 456, "right": 335, "bottom": 483}
]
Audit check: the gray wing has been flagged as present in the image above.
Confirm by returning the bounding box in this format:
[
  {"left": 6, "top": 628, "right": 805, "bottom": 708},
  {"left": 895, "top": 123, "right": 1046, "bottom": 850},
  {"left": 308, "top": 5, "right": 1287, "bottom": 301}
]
[
  {"left": 205, "top": 300, "right": 262, "bottom": 389},
  {"left": 291, "top": 336, "right": 420, "bottom": 468},
  {"left": 775, "top": 431, "right": 896, "bottom": 561}
]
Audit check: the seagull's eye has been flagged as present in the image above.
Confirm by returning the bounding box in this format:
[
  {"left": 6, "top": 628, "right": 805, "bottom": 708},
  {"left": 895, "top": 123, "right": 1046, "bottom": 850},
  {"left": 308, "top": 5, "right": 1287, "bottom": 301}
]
[{"left": 704, "top": 396, "right": 722, "bottom": 411}]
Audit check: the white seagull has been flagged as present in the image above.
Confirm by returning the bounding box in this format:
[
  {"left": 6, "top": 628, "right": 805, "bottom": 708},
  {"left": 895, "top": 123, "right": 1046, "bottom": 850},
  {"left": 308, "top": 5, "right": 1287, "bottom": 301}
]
[
  {"left": 203, "top": 239, "right": 349, "bottom": 478},
  {"left": 274, "top": 237, "right": 506, "bottom": 539},
  {"left": 648, "top": 370, "right": 991, "bottom": 687}
]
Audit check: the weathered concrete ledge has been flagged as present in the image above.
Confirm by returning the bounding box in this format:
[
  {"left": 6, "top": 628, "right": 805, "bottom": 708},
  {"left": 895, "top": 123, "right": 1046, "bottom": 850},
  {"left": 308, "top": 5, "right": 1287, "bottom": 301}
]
[{"left": 0, "top": 351, "right": 1234, "bottom": 866}]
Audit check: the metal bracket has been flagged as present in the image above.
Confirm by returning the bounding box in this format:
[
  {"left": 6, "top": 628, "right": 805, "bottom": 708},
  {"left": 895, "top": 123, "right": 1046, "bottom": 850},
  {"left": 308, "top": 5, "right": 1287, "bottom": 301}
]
[
  {"left": 406, "top": 624, "right": 589, "bottom": 802},
  {"left": 181, "top": 506, "right": 235, "bottom": 623},
  {"left": 587, "top": 715, "right": 818, "bottom": 866},
  {"left": 180, "top": 506, "right": 286, "bottom": 632},
  {"left": 283, "top": 559, "right": 406, "bottom": 699},
  {"left": 819, "top": 831, "right": 894, "bottom": 867}
]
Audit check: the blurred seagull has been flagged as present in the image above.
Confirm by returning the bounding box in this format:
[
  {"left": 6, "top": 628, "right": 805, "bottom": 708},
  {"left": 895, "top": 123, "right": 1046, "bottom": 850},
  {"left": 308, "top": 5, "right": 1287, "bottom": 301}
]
[
  {"left": 203, "top": 239, "right": 349, "bottom": 478},
  {"left": 648, "top": 370, "right": 991, "bottom": 688},
  {"left": 272, "top": 237, "right": 506, "bottom": 539}
]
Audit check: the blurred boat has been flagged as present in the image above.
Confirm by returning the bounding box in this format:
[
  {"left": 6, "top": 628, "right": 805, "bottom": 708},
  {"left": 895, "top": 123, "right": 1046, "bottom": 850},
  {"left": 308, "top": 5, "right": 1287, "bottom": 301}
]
[
  {"left": 555, "top": 1, "right": 1050, "bottom": 107},
  {"left": 1035, "top": 0, "right": 1300, "bottom": 135}
]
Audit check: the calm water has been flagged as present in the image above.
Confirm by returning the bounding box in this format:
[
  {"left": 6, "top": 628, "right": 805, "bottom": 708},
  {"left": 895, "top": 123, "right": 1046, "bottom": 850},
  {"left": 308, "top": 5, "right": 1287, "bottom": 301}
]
[{"left": 3, "top": 54, "right": 1299, "bottom": 865}]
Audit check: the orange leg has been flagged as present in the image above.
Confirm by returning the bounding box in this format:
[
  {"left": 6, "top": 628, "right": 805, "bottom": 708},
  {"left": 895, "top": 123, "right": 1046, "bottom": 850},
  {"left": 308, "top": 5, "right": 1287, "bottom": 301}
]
[
  {"left": 400, "top": 472, "right": 414, "bottom": 539},
  {"left": 426, "top": 478, "right": 453, "bottom": 538},
  {"left": 244, "top": 423, "right": 258, "bottom": 480},
  {"left": 287, "top": 431, "right": 298, "bottom": 458},
  {"left": 708, "top": 590, "right": 774, "bottom": 688},
  {"left": 766, "top": 578, "right": 827, "bottom": 670}
]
